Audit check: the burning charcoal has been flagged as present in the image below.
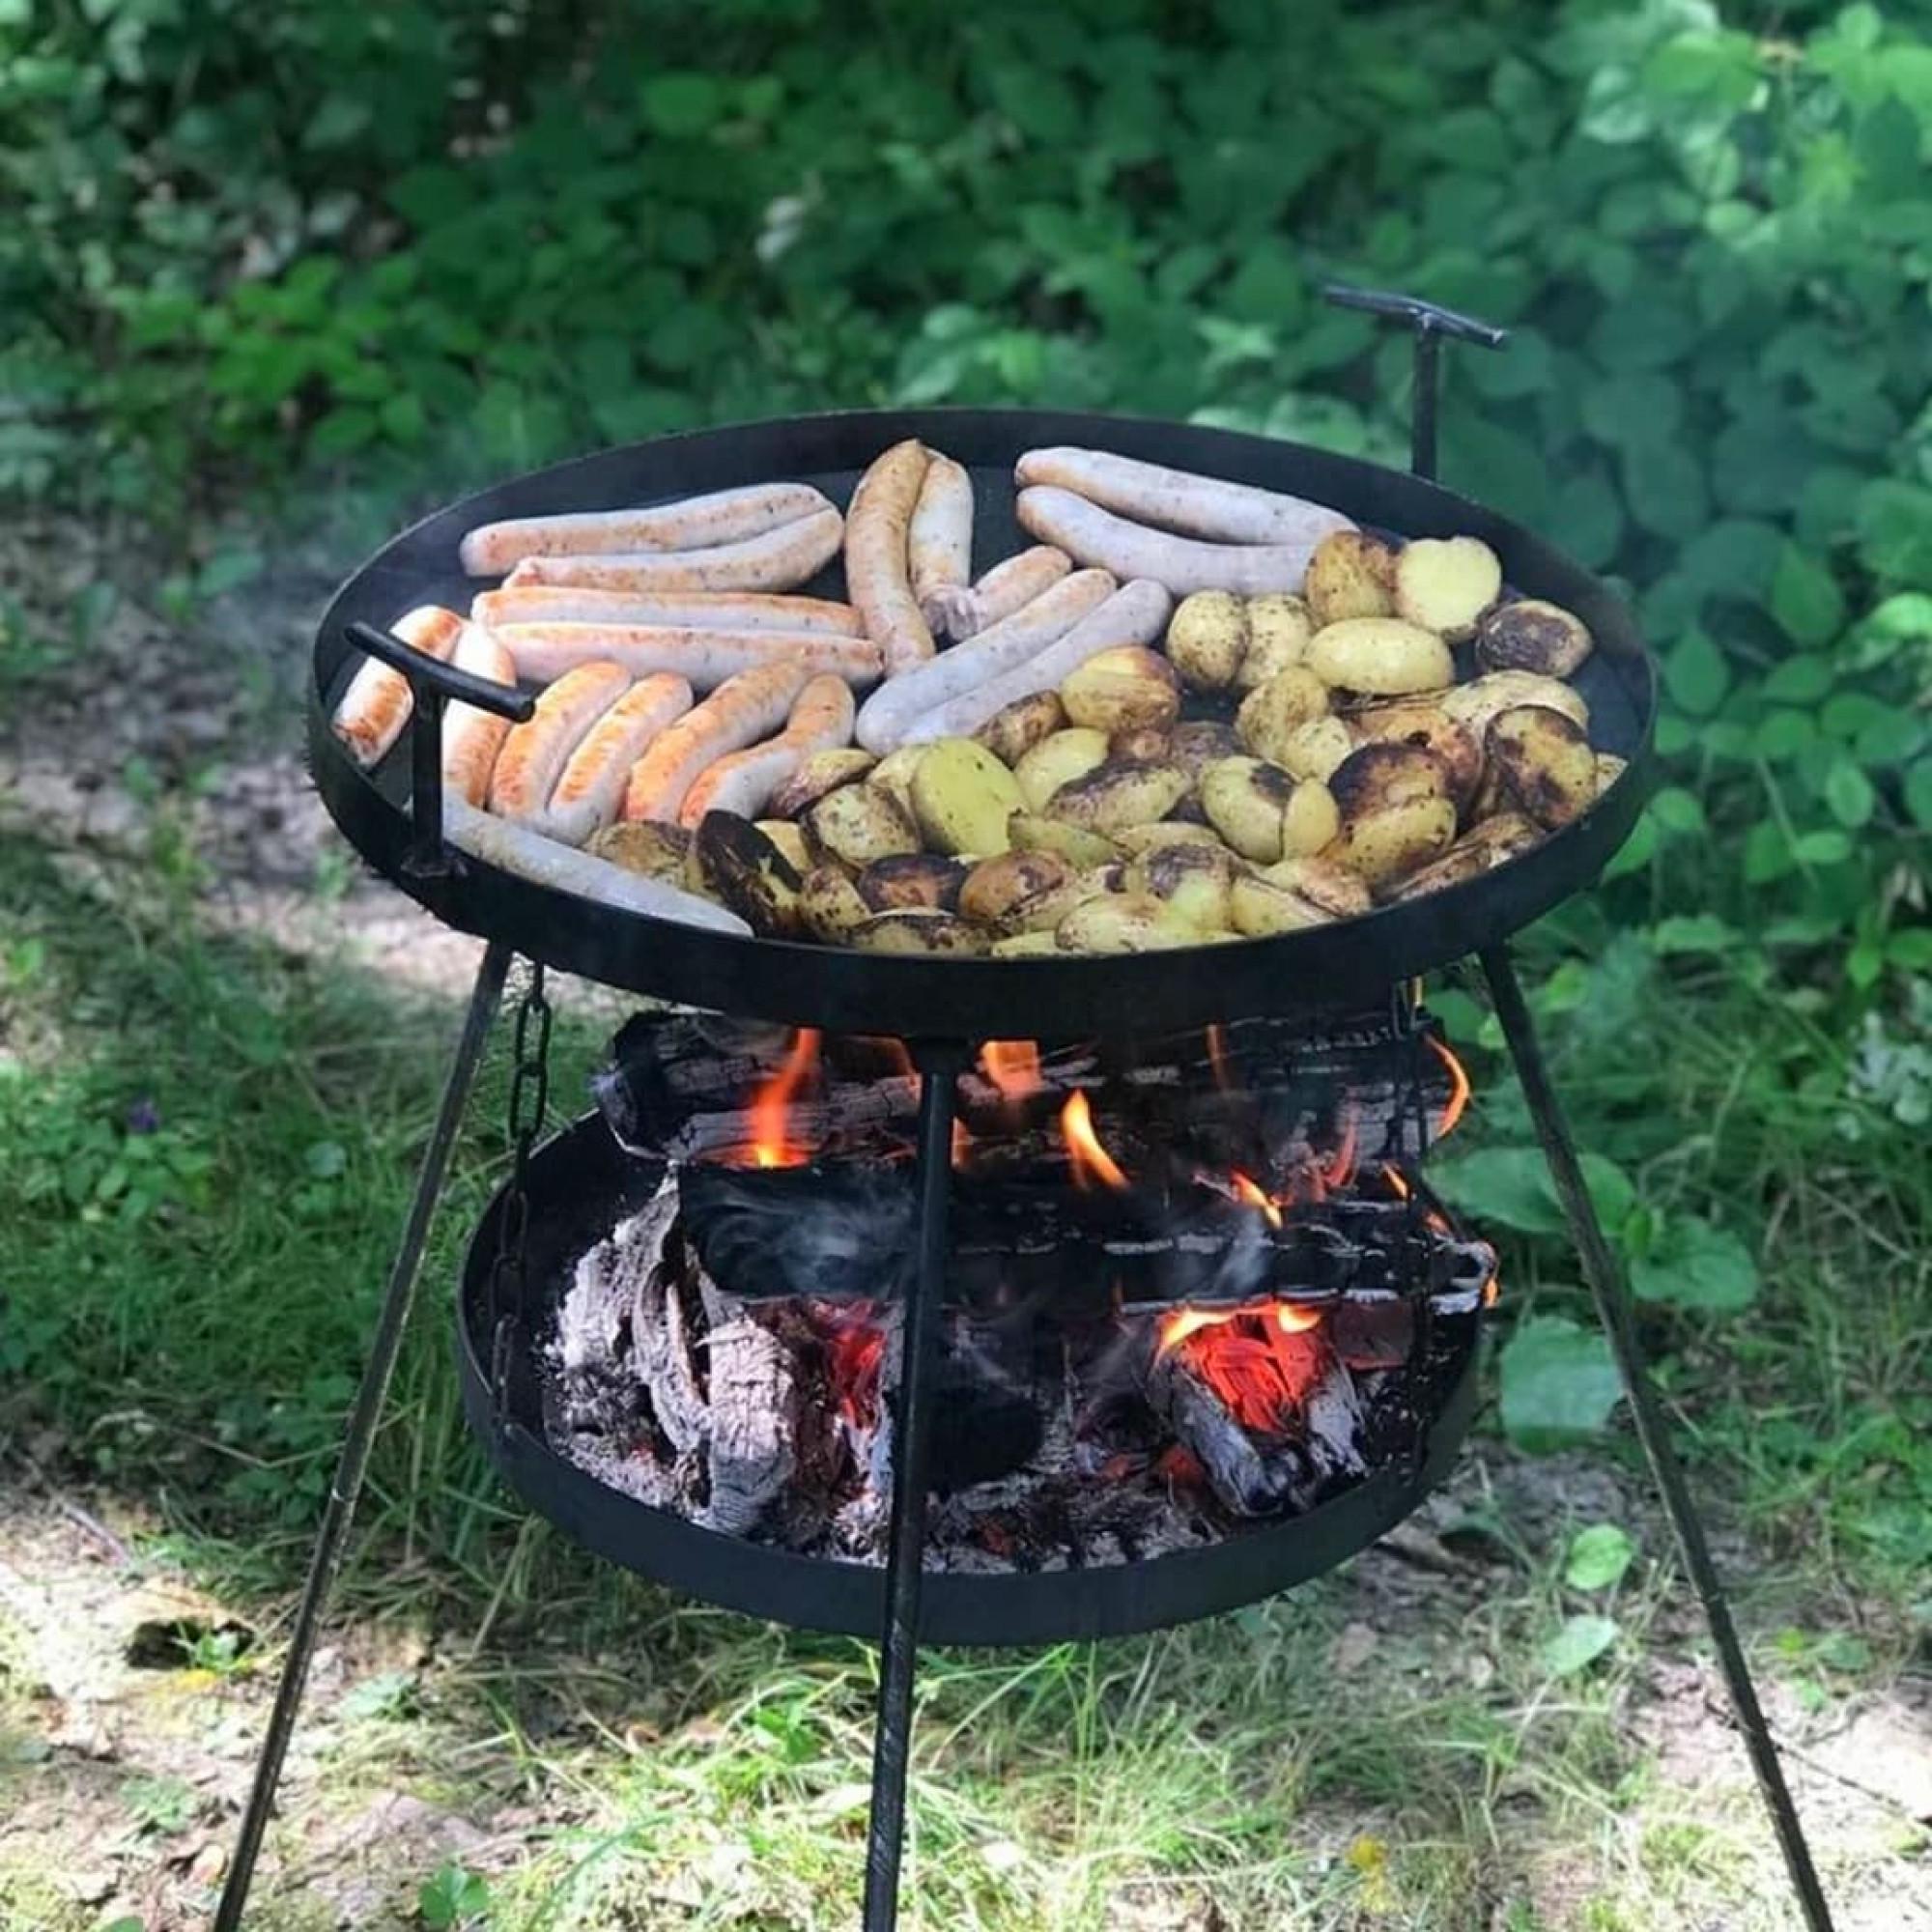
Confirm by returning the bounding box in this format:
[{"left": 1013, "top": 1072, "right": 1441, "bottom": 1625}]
[{"left": 1328, "top": 1296, "right": 1415, "bottom": 1371}]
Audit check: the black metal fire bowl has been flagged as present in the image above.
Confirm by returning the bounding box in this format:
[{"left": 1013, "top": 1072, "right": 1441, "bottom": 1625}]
[
  {"left": 455, "top": 1112, "right": 1480, "bottom": 1646},
  {"left": 311, "top": 406, "right": 1657, "bottom": 1043}
]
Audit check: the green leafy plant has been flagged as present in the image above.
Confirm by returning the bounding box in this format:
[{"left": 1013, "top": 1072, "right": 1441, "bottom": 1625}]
[{"left": 418, "top": 1863, "right": 492, "bottom": 1929}]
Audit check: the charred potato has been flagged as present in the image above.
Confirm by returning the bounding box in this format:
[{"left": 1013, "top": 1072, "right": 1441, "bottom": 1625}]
[
  {"left": 696, "top": 812, "right": 804, "bottom": 935},
  {"left": 1169, "top": 719, "right": 1242, "bottom": 778},
  {"left": 586, "top": 819, "right": 692, "bottom": 884},
  {"left": 868, "top": 744, "right": 925, "bottom": 815},
  {"left": 1328, "top": 740, "right": 1457, "bottom": 817},
  {"left": 1235, "top": 666, "right": 1331, "bottom": 765},
  {"left": 1060, "top": 645, "right": 1182, "bottom": 735},
  {"left": 976, "top": 690, "right": 1067, "bottom": 766},
  {"left": 1280, "top": 778, "right": 1342, "bottom": 858},
  {"left": 1393, "top": 535, "right": 1501, "bottom": 641},
  {"left": 1229, "top": 873, "right": 1327, "bottom": 937},
  {"left": 1475, "top": 597, "right": 1594, "bottom": 678},
  {"left": 1056, "top": 893, "right": 1199, "bottom": 953},
  {"left": 1486, "top": 704, "right": 1599, "bottom": 830},
  {"left": 1303, "top": 529, "right": 1397, "bottom": 629},
  {"left": 1125, "top": 841, "right": 1236, "bottom": 931},
  {"left": 1381, "top": 811, "right": 1542, "bottom": 902},
  {"left": 803, "top": 781, "right": 922, "bottom": 869},
  {"left": 1347, "top": 702, "right": 1484, "bottom": 813},
  {"left": 1008, "top": 811, "right": 1122, "bottom": 870},
  {"left": 1045, "top": 758, "right": 1191, "bottom": 836},
  {"left": 798, "top": 865, "right": 874, "bottom": 942},
  {"left": 1109, "top": 724, "right": 1175, "bottom": 764},
  {"left": 911, "top": 738, "right": 1025, "bottom": 856},
  {"left": 1275, "top": 715, "right": 1354, "bottom": 782},
  {"left": 1113, "top": 821, "right": 1229, "bottom": 857},
  {"left": 1236, "top": 594, "right": 1315, "bottom": 690},
  {"left": 1324, "top": 742, "right": 1460, "bottom": 885},
  {"left": 1258, "top": 856, "right": 1373, "bottom": 919},
  {"left": 856, "top": 853, "right": 969, "bottom": 912},
  {"left": 850, "top": 909, "right": 988, "bottom": 956},
  {"left": 1200, "top": 755, "right": 1297, "bottom": 864},
  {"left": 1440, "top": 669, "right": 1588, "bottom": 737},
  {"left": 1308, "top": 617, "right": 1455, "bottom": 696},
  {"left": 767, "top": 747, "right": 876, "bottom": 820},
  {"left": 1015, "top": 727, "right": 1110, "bottom": 810},
  {"left": 754, "top": 819, "right": 811, "bottom": 873},
  {"left": 958, "top": 850, "right": 1078, "bottom": 933},
  {"left": 1165, "top": 590, "right": 1249, "bottom": 692}
]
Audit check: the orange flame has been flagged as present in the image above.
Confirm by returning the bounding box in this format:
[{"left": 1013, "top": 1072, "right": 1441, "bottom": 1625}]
[
  {"left": 1323, "top": 1104, "right": 1359, "bottom": 1191},
  {"left": 1061, "top": 1091, "right": 1129, "bottom": 1191},
  {"left": 1205, "top": 1023, "right": 1234, "bottom": 1094},
  {"left": 951, "top": 1117, "right": 974, "bottom": 1170},
  {"left": 980, "top": 1039, "right": 1042, "bottom": 1101},
  {"left": 1154, "top": 1299, "right": 1328, "bottom": 1433},
  {"left": 1382, "top": 1163, "right": 1410, "bottom": 1200},
  {"left": 1229, "top": 1169, "right": 1284, "bottom": 1230},
  {"left": 1484, "top": 1274, "right": 1501, "bottom": 1308},
  {"left": 1427, "top": 1036, "right": 1471, "bottom": 1139},
  {"left": 746, "top": 1028, "right": 819, "bottom": 1169}
]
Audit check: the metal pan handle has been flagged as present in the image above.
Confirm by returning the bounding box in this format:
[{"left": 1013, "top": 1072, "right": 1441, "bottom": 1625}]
[{"left": 343, "top": 619, "right": 534, "bottom": 878}]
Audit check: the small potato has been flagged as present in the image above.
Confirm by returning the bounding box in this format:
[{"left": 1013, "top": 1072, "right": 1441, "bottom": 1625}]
[
  {"left": 767, "top": 748, "right": 877, "bottom": 820},
  {"left": 1165, "top": 591, "right": 1248, "bottom": 692},
  {"left": 958, "top": 850, "right": 1076, "bottom": 931},
  {"left": 1280, "top": 779, "right": 1341, "bottom": 859},
  {"left": 1378, "top": 841, "right": 1491, "bottom": 903},
  {"left": 1061, "top": 645, "right": 1182, "bottom": 735},
  {"left": 1125, "top": 841, "right": 1236, "bottom": 931},
  {"left": 586, "top": 819, "right": 692, "bottom": 884},
  {"left": 1347, "top": 702, "right": 1483, "bottom": 813},
  {"left": 857, "top": 853, "right": 969, "bottom": 912},
  {"left": 804, "top": 782, "right": 922, "bottom": 869},
  {"left": 1236, "top": 594, "right": 1315, "bottom": 690},
  {"left": 1230, "top": 873, "right": 1328, "bottom": 937},
  {"left": 976, "top": 690, "right": 1067, "bottom": 766},
  {"left": 911, "top": 738, "right": 1026, "bottom": 856},
  {"left": 1110, "top": 724, "right": 1174, "bottom": 764},
  {"left": 1113, "top": 822, "right": 1228, "bottom": 857},
  {"left": 851, "top": 909, "right": 988, "bottom": 955},
  {"left": 1394, "top": 534, "right": 1501, "bottom": 640},
  {"left": 1236, "top": 666, "right": 1331, "bottom": 765},
  {"left": 991, "top": 930, "right": 1062, "bottom": 958},
  {"left": 1056, "top": 892, "right": 1199, "bottom": 954},
  {"left": 1383, "top": 812, "right": 1543, "bottom": 903},
  {"left": 1072, "top": 859, "right": 1130, "bottom": 897},
  {"left": 1328, "top": 740, "right": 1456, "bottom": 819},
  {"left": 1275, "top": 716, "right": 1354, "bottom": 782},
  {"left": 868, "top": 745, "right": 925, "bottom": 815},
  {"left": 1015, "top": 727, "right": 1111, "bottom": 810},
  {"left": 1303, "top": 530, "right": 1397, "bottom": 629},
  {"left": 1170, "top": 719, "right": 1242, "bottom": 779},
  {"left": 1475, "top": 597, "right": 1594, "bottom": 677},
  {"left": 1258, "top": 856, "right": 1372, "bottom": 919},
  {"left": 1594, "top": 752, "right": 1628, "bottom": 796},
  {"left": 1046, "top": 758, "right": 1191, "bottom": 836},
  {"left": 1323, "top": 794, "right": 1458, "bottom": 886},
  {"left": 799, "top": 865, "right": 874, "bottom": 942},
  {"left": 1440, "top": 669, "right": 1588, "bottom": 737},
  {"left": 696, "top": 812, "right": 804, "bottom": 936},
  {"left": 1487, "top": 704, "right": 1599, "bottom": 830},
  {"left": 1200, "top": 755, "right": 1296, "bottom": 864},
  {"left": 755, "top": 819, "right": 811, "bottom": 873},
  {"left": 1008, "top": 811, "right": 1122, "bottom": 870},
  {"left": 1308, "top": 617, "right": 1456, "bottom": 696}
]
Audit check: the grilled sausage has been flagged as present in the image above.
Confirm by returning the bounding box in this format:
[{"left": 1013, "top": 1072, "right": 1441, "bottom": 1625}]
[
  {"left": 677, "top": 674, "right": 857, "bottom": 826},
  {"left": 330, "top": 605, "right": 464, "bottom": 768},
  {"left": 844, "top": 439, "right": 935, "bottom": 674},
  {"left": 531, "top": 672, "right": 694, "bottom": 847},
  {"left": 501, "top": 507, "right": 843, "bottom": 593},
  {"left": 440, "top": 625, "right": 521, "bottom": 808},
  {"left": 929, "top": 544, "right": 1073, "bottom": 640},
  {"left": 621, "top": 660, "right": 813, "bottom": 823},
  {"left": 471, "top": 585, "right": 863, "bottom": 637},
  {"left": 487, "top": 660, "right": 632, "bottom": 824},
  {"left": 907, "top": 453, "right": 975, "bottom": 631},
  {"left": 492, "top": 621, "right": 882, "bottom": 690}
]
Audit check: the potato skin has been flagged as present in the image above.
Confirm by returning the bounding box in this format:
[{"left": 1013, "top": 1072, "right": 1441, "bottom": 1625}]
[
  {"left": 1109, "top": 724, "right": 1175, "bottom": 764},
  {"left": 1486, "top": 703, "right": 1599, "bottom": 830},
  {"left": 911, "top": 738, "right": 1025, "bottom": 855},
  {"left": 1056, "top": 893, "right": 1198, "bottom": 953},
  {"left": 1125, "top": 841, "right": 1236, "bottom": 930},
  {"left": 1280, "top": 779, "right": 1341, "bottom": 858},
  {"left": 1475, "top": 597, "right": 1593, "bottom": 678},
  {"left": 1258, "top": 855, "right": 1372, "bottom": 919},
  {"left": 767, "top": 748, "right": 877, "bottom": 820},
  {"left": 1015, "top": 727, "right": 1110, "bottom": 810},
  {"left": 1308, "top": 617, "right": 1456, "bottom": 696},
  {"left": 856, "top": 853, "right": 969, "bottom": 912},
  {"left": 1347, "top": 702, "right": 1484, "bottom": 813},
  {"left": 1303, "top": 529, "right": 1396, "bottom": 629},
  {"left": 1200, "top": 755, "right": 1296, "bottom": 863},
  {"left": 755, "top": 818, "right": 811, "bottom": 872},
  {"left": 1045, "top": 758, "right": 1191, "bottom": 835},
  {"left": 799, "top": 865, "right": 874, "bottom": 941},
  {"left": 1328, "top": 740, "right": 1456, "bottom": 819},
  {"left": 1275, "top": 715, "right": 1354, "bottom": 782},
  {"left": 1112, "top": 821, "right": 1228, "bottom": 857},
  {"left": 991, "top": 930, "right": 1061, "bottom": 957},
  {"left": 1235, "top": 594, "right": 1315, "bottom": 690},
  {"left": 1235, "top": 666, "right": 1331, "bottom": 765},
  {"left": 1440, "top": 669, "right": 1588, "bottom": 737},
  {"left": 1322, "top": 793, "right": 1458, "bottom": 886},
  {"left": 1380, "top": 811, "right": 1541, "bottom": 901},
  {"left": 976, "top": 690, "right": 1067, "bottom": 766},
  {"left": 851, "top": 909, "right": 988, "bottom": 955},
  {"left": 867, "top": 745, "right": 925, "bottom": 814},
  {"left": 1170, "top": 719, "right": 1242, "bottom": 779},
  {"left": 1060, "top": 645, "right": 1182, "bottom": 735},
  {"left": 803, "top": 781, "right": 922, "bottom": 869},
  {"left": 1230, "top": 872, "right": 1327, "bottom": 936},
  {"left": 1165, "top": 591, "right": 1248, "bottom": 692},
  {"left": 1394, "top": 534, "right": 1501, "bottom": 641},
  {"left": 587, "top": 819, "right": 692, "bottom": 883},
  {"left": 1008, "top": 811, "right": 1122, "bottom": 869},
  {"left": 958, "top": 850, "right": 1076, "bottom": 930},
  {"left": 696, "top": 811, "right": 805, "bottom": 935}
]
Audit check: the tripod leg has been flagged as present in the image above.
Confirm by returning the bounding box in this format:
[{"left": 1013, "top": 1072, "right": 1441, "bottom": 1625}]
[
  {"left": 214, "top": 940, "right": 513, "bottom": 1930},
  {"left": 862, "top": 1041, "right": 966, "bottom": 1932},
  {"left": 1480, "top": 946, "right": 1835, "bottom": 1932}
]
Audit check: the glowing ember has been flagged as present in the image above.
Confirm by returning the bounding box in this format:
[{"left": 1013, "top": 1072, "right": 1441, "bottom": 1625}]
[
  {"left": 1427, "top": 1035, "right": 1471, "bottom": 1137},
  {"left": 951, "top": 1117, "right": 974, "bottom": 1170},
  {"left": 1484, "top": 1275, "right": 1501, "bottom": 1308},
  {"left": 1229, "top": 1168, "right": 1284, "bottom": 1229},
  {"left": 823, "top": 1309, "right": 887, "bottom": 1429},
  {"left": 1061, "top": 1091, "right": 1129, "bottom": 1191},
  {"left": 1382, "top": 1163, "right": 1410, "bottom": 1200},
  {"left": 1154, "top": 1299, "right": 1330, "bottom": 1434},
  {"left": 980, "top": 1038, "right": 1042, "bottom": 1100},
  {"left": 1322, "top": 1104, "right": 1360, "bottom": 1190},
  {"left": 746, "top": 1029, "right": 819, "bottom": 1168}
]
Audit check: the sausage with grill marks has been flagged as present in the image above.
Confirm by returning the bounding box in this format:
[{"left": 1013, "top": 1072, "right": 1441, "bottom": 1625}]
[
  {"left": 330, "top": 605, "right": 464, "bottom": 768},
  {"left": 907, "top": 452, "right": 975, "bottom": 632},
  {"left": 844, "top": 439, "right": 936, "bottom": 674},
  {"left": 502, "top": 507, "right": 844, "bottom": 594},
  {"left": 441, "top": 625, "right": 522, "bottom": 808},
  {"left": 532, "top": 672, "right": 695, "bottom": 847},
  {"left": 677, "top": 674, "right": 856, "bottom": 827},
  {"left": 487, "top": 659, "right": 633, "bottom": 825},
  {"left": 621, "top": 660, "right": 813, "bottom": 824}
]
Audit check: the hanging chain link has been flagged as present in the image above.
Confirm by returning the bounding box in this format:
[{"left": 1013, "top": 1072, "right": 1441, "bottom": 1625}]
[{"left": 489, "top": 958, "right": 552, "bottom": 1425}]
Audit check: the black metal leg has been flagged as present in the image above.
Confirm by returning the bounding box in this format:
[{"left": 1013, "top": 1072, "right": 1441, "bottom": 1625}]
[
  {"left": 863, "top": 1040, "right": 966, "bottom": 1932},
  {"left": 1480, "top": 947, "right": 1835, "bottom": 1932},
  {"left": 215, "top": 940, "right": 514, "bottom": 1930}
]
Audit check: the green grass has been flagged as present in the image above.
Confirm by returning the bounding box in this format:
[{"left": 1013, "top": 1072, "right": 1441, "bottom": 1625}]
[{"left": 1, "top": 827, "right": 1926, "bottom": 1929}]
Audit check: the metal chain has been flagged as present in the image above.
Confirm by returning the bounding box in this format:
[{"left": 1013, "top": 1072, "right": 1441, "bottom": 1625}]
[{"left": 489, "top": 958, "right": 552, "bottom": 1424}]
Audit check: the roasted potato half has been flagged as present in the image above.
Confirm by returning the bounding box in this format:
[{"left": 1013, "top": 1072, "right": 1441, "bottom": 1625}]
[
  {"left": 1015, "top": 727, "right": 1111, "bottom": 810},
  {"left": 586, "top": 819, "right": 692, "bottom": 884},
  {"left": 696, "top": 811, "right": 805, "bottom": 936},
  {"left": 1229, "top": 872, "right": 1327, "bottom": 937},
  {"left": 1258, "top": 855, "right": 1373, "bottom": 919},
  {"left": 1381, "top": 811, "right": 1542, "bottom": 902},
  {"left": 1200, "top": 755, "right": 1296, "bottom": 863},
  {"left": 911, "top": 738, "right": 1025, "bottom": 855},
  {"left": 1124, "top": 840, "right": 1236, "bottom": 931},
  {"left": 1486, "top": 704, "right": 1599, "bottom": 830},
  {"left": 798, "top": 865, "right": 874, "bottom": 942},
  {"left": 1061, "top": 645, "right": 1182, "bottom": 735},
  {"left": 1441, "top": 669, "right": 1588, "bottom": 737},
  {"left": 1475, "top": 597, "right": 1594, "bottom": 678},
  {"left": 1112, "top": 821, "right": 1229, "bottom": 857},
  {"left": 1236, "top": 594, "right": 1315, "bottom": 690},
  {"left": 867, "top": 745, "right": 924, "bottom": 815},
  {"left": 1045, "top": 758, "right": 1191, "bottom": 836},
  {"left": 976, "top": 690, "right": 1067, "bottom": 766},
  {"left": 991, "top": 930, "right": 1062, "bottom": 958},
  {"left": 1169, "top": 718, "right": 1242, "bottom": 778},
  {"left": 1056, "top": 893, "right": 1200, "bottom": 953},
  {"left": 1008, "top": 811, "right": 1122, "bottom": 869},
  {"left": 957, "top": 850, "right": 1079, "bottom": 933},
  {"left": 1275, "top": 715, "right": 1355, "bottom": 782},
  {"left": 1347, "top": 702, "right": 1484, "bottom": 813},
  {"left": 1323, "top": 795, "right": 1458, "bottom": 886},
  {"left": 850, "top": 909, "right": 988, "bottom": 956},
  {"left": 1328, "top": 740, "right": 1456, "bottom": 818},
  {"left": 803, "top": 781, "right": 922, "bottom": 869},
  {"left": 767, "top": 747, "right": 876, "bottom": 819},
  {"left": 856, "top": 853, "right": 969, "bottom": 912},
  {"left": 1303, "top": 529, "right": 1397, "bottom": 629},
  {"left": 1393, "top": 535, "right": 1501, "bottom": 640},
  {"left": 1165, "top": 591, "right": 1248, "bottom": 692},
  {"left": 1280, "top": 778, "right": 1342, "bottom": 858},
  {"left": 1308, "top": 617, "right": 1455, "bottom": 696},
  {"left": 1235, "top": 666, "right": 1331, "bottom": 765}
]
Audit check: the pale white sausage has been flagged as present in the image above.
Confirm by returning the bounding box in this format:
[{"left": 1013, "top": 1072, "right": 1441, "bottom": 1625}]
[
  {"left": 493, "top": 622, "right": 882, "bottom": 690},
  {"left": 854, "top": 567, "right": 1118, "bottom": 754},
  {"left": 928, "top": 545, "right": 1072, "bottom": 640},
  {"left": 1015, "top": 447, "right": 1356, "bottom": 548},
  {"left": 532, "top": 672, "right": 694, "bottom": 847},
  {"left": 900, "top": 580, "right": 1174, "bottom": 745},
  {"left": 907, "top": 453, "right": 975, "bottom": 631},
  {"left": 502, "top": 508, "right": 843, "bottom": 593},
  {"left": 1017, "top": 487, "right": 1347, "bottom": 596},
  {"left": 460, "top": 482, "right": 834, "bottom": 576}
]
